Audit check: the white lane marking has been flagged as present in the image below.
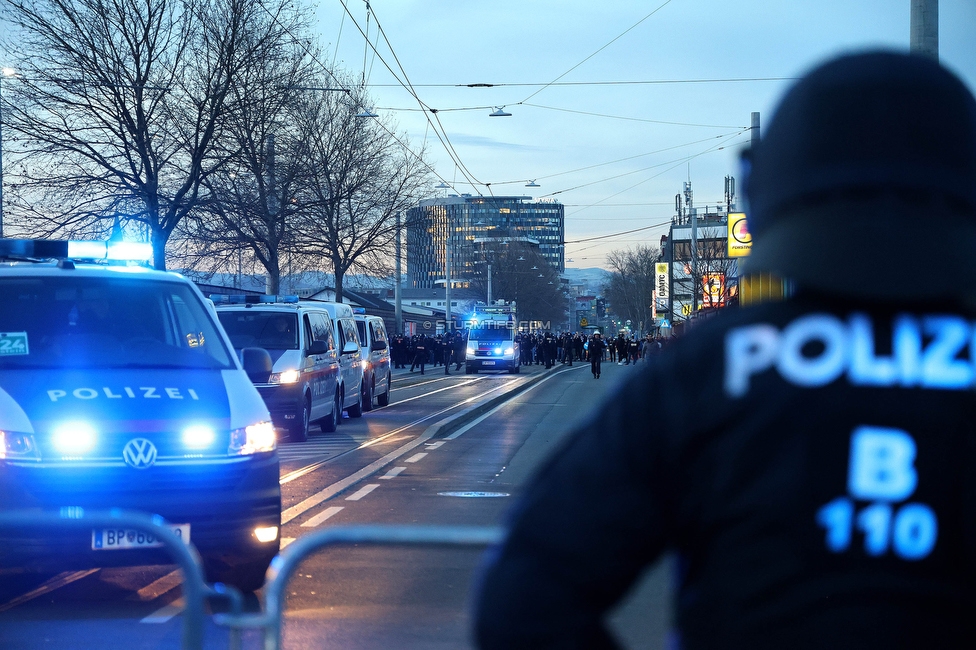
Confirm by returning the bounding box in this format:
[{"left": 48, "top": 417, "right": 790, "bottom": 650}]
[
  {"left": 345, "top": 484, "right": 380, "bottom": 501},
  {"left": 446, "top": 365, "right": 583, "bottom": 440},
  {"left": 281, "top": 537, "right": 296, "bottom": 549},
  {"left": 301, "top": 506, "right": 345, "bottom": 528},
  {"left": 391, "top": 375, "right": 455, "bottom": 390},
  {"left": 141, "top": 598, "right": 183, "bottom": 624},
  {"left": 279, "top": 379, "right": 510, "bottom": 485},
  {"left": 131, "top": 569, "right": 183, "bottom": 602},
  {"left": 425, "top": 441, "right": 446, "bottom": 449},
  {"left": 280, "top": 381, "right": 518, "bottom": 523},
  {"left": 405, "top": 452, "right": 427, "bottom": 463},
  {"left": 380, "top": 466, "right": 406, "bottom": 479},
  {"left": 382, "top": 376, "right": 486, "bottom": 407},
  {"left": 0, "top": 569, "right": 99, "bottom": 613}
]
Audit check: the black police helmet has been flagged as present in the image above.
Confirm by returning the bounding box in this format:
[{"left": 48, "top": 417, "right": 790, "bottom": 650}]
[{"left": 742, "top": 50, "right": 976, "bottom": 301}]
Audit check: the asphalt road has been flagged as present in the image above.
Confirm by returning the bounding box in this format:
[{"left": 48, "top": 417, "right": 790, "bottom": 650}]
[{"left": 0, "top": 359, "right": 672, "bottom": 649}]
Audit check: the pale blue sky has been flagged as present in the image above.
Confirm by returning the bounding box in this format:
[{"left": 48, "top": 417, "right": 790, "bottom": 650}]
[{"left": 312, "top": 1, "right": 976, "bottom": 268}]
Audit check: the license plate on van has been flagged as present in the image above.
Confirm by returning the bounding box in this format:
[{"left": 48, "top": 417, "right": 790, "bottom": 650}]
[
  {"left": 482, "top": 360, "right": 495, "bottom": 365},
  {"left": 92, "top": 524, "right": 190, "bottom": 550}
]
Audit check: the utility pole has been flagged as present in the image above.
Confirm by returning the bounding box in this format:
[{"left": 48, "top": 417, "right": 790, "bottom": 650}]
[
  {"left": 444, "top": 214, "right": 451, "bottom": 333},
  {"left": 686, "top": 180, "right": 697, "bottom": 314},
  {"left": 910, "top": 0, "right": 938, "bottom": 59},
  {"left": 751, "top": 112, "right": 761, "bottom": 149},
  {"left": 394, "top": 210, "right": 403, "bottom": 334}
]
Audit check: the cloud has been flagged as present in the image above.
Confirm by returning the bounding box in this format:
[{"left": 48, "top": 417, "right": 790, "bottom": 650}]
[{"left": 447, "top": 134, "right": 544, "bottom": 153}]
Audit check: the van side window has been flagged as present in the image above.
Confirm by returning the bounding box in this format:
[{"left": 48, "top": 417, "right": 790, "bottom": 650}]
[
  {"left": 370, "top": 321, "right": 386, "bottom": 343},
  {"left": 303, "top": 315, "right": 313, "bottom": 350},
  {"left": 308, "top": 313, "right": 335, "bottom": 350},
  {"left": 343, "top": 320, "right": 360, "bottom": 346}
]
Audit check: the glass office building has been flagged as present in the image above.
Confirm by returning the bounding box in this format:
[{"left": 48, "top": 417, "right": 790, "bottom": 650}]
[{"left": 406, "top": 195, "right": 565, "bottom": 289}]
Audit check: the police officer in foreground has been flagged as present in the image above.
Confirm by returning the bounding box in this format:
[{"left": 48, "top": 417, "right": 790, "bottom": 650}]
[{"left": 474, "top": 51, "right": 976, "bottom": 649}]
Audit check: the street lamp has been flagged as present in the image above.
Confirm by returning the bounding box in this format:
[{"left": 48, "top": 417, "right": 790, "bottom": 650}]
[{"left": 0, "top": 67, "right": 16, "bottom": 238}]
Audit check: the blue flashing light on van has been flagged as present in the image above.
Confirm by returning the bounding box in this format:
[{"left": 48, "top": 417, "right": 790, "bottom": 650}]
[{"left": 0, "top": 239, "right": 281, "bottom": 592}]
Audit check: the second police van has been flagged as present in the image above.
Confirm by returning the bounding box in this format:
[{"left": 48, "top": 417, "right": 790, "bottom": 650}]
[
  {"left": 214, "top": 297, "right": 365, "bottom": 441},
  {"left": 353, "top": 310, "right": 393, "bottom": 410},
  {"left": 0, "top": 240, "right": 280, "bottom": 592},
  {"left": 465, "top": 307, "right": 521, "bottom": 374}
]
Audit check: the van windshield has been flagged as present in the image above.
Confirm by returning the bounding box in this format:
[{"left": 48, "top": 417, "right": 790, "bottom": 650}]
[
  {"left": 468, "top": 325, "right": 515, "bottom": 341},
  {"left": 0, "top": 276, "right": 234, "bottom": 370},
  {"left": 217, "top": 311, "right": 300, "bottom": 351}
]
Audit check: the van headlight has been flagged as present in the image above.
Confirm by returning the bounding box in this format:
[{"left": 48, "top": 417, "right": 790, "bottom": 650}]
[
  {"left": 0, "top": 430, "right": 40, "bottom": 461},
  {"left": 229, "top": 421, "right": 276, "bottom": 455},
  {"left": 52, "top": 422, "right": 97, "bottom": 455},
  {"left": 466, "top": 347, "right": 476, "bottom": 355},
  {"left": 269, "top": 369, "right": 300, "bottom": 384},
  {"left": 504, "top": 347, "right": 515, "bottom": 356}
]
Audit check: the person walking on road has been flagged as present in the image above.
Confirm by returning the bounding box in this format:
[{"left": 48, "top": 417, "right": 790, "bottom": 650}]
[
  {"left": 475, "top": 51, "right": 976, "bottom": 649},
  {"left": 588, "top": 333, "right": 606, "bottom": 379},
  {"left": 409, "top": 334, "right": 427, "bottom": 375}
]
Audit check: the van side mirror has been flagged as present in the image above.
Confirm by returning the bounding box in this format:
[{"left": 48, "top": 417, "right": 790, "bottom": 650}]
[
  {"left": 342, "top": 341, "right": 359, "bottom": 355},
  {"left": 241, "top": 347, "right": 273, "bottom": 383},
  {"left": 370, "top": 339, "right": 387, "bottom": 352},
  {"left": 307, "top": 339, "right": 329, "bottom": 356}
]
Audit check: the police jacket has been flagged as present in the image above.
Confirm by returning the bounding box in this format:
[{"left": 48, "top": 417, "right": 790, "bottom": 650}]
[
  {"left": 475, "top": 290, "right": 976, "bottom": 649},
  {"left": 588, "top": 338, "right": 606, "bottom": 359}
]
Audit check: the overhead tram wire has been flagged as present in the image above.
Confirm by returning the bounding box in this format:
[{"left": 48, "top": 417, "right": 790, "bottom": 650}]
[
  {"left": 483, "top": 132, "right": 745, "bottom": 187},
  {"left": 251, "top": 1, "right": 461, "bottom": 192},
  {"left": 360, "top": 77, "right": 799, "bottom": 89},
  {"left": 337, "top": 0, "right": 483, "bottom": 192},
  {"left": 343, "top": 0, "right": 489, "bottom": 194},
  {"left": 517, "top": 0, "right": 676, "bottom": 106},
  {"left": 521, "top": 103, "right": 743, "bottom": 129},
  {"left": 535, "top": 128, "right": 750, "bottom": 200}
]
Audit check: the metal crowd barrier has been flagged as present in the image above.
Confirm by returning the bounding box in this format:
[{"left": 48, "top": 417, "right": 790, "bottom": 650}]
[
  {"left": 0, "top": 508, "right": 244, "bottom": 650},
  {"left": 214, "top": 524, "right": 506, "bottom": 650},
  {"left": 0, "top": 512, "right": 504, "bottom": 650}
]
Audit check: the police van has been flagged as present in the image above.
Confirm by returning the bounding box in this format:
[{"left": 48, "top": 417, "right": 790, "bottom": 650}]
[
  {"left": 353, "top": 310, "right": 392, "bottom": 410},
  {"left": 0, "top": 240, "right": 280, "bottom": 592},
  {"left": 316, "top": 302, "right": 366, "bottom": 417},
  {"left": 465, "top": 308, "right": 521, "bottom": 374},
  {"left": 214, "top": 297, "right": 344, "bottom": 440}
]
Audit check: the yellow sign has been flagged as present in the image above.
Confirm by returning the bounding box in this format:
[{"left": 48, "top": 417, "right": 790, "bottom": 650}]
[
  {"left": 580, "top": 317, "right": 589, "bottom": 327},
  {"left": 681, "top": 304, "right": 693, "bottom": 316},
  {"left": 499, "top": 208, "right": 511, "bottom": 214},
  {"left": 727, "top": 213, "right": 752, "bottom": 258}
]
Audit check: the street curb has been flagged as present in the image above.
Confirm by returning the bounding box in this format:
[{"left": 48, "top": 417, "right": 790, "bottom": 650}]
[{"left": 419, "top": 367, "right": 566, "bottom": 441}]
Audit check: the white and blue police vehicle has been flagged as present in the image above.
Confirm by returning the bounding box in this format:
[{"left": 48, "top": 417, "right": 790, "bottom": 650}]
[
  {"left": 0, "top": 239, "right": 281, "bottom": 591},
  {"left": 214, "top": 296, "right": 345, "bottom": 441},
  {"left": 465, "top": 308, "right": 521, "bottom": 374},
  {"left": 353, "top": 310, "right": 392, "bottom": 410}
]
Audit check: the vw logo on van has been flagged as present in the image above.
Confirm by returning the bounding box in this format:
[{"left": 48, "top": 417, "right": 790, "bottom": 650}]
[{"left": 122, "top": 438, "right": 158, "bottom": 469}]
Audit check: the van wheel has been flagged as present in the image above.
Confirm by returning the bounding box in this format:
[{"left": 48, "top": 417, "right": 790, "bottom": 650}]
[
  {"left": 466, "top": 366, "right": 476, "bottom": 374},
  {"left": 321, "top": 390, "right": 340, "bottom": 433},
  {"left": 362, "top": 379, "right": 374, "bottom": 412},
  {"left": 347, "top": 381, "right": 364, "bottom": 418},
  {"left": 377, "top": 374, "right": 391, "bottom": 406},
  {"left": 509, "top": 363, "right": 520, "bottom": 374},
  {"left": 289, "top": 397, "right": 310, "bottom": 442}
]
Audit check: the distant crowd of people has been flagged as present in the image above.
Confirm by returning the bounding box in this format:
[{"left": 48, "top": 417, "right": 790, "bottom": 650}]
[{"left": 386, "top": 330, "right": 672, "bottom": 377}]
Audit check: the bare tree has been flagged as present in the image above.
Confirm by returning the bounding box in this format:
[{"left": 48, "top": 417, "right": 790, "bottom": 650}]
[
  {"left": 603, "top": 244, "right": 661, "bottom": 335},
  {"left": 293, "top": 83, "right": 432, "bottom": 302},
  {"left": 173, "top": 19, "right": 318, "bottom": 293},
  {"left": 2, "top": 0, "right": 305, "bottom": 269},
  {"left": 468, "top": 241, "right": 565, "bottom": 326}
]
